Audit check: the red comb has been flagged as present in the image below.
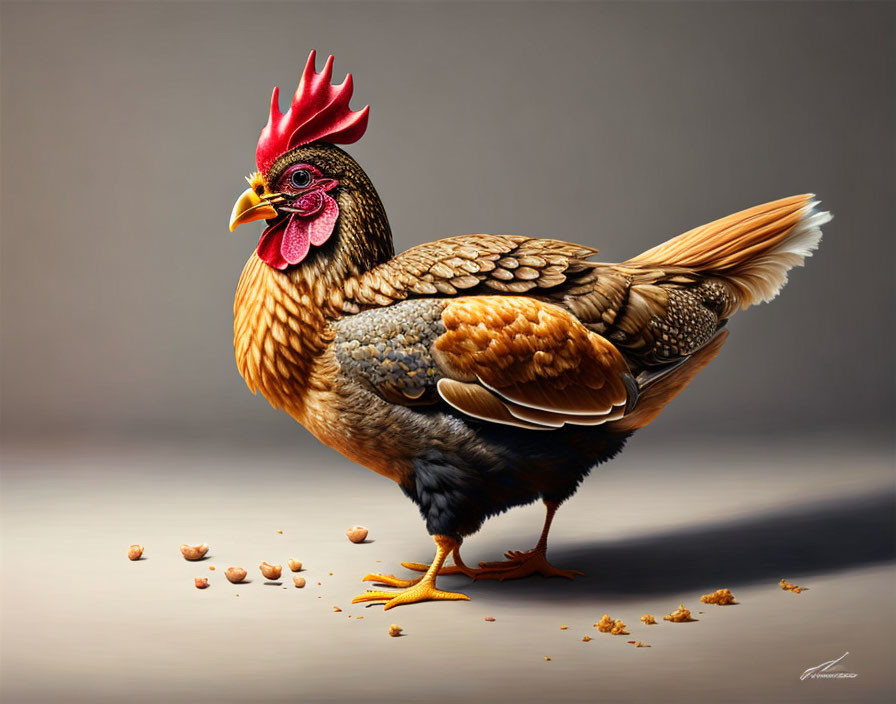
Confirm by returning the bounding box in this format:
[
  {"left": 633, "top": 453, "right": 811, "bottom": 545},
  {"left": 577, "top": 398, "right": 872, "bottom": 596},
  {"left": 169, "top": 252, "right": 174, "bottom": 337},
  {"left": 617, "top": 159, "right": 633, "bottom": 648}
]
[{"left": 255, "top": 50, "right": 370, "bottom": 174}]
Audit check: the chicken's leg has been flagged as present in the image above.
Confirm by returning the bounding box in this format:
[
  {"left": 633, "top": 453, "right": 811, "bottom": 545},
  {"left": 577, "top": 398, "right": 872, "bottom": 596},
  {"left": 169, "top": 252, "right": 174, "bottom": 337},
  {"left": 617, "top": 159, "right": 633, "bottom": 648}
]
[
  {"left": 362, "top": 545, "right": 481, "bottom": 587},
  {"left": 352, "top": 535, "right": 471, "bottom": 609},
  {"left": 400, "top": 501, "right": 583, "bottom": 581},
  {"left": 398, "top": 546, "right": 481, "bottom": 580},
  {"left": 473, "top": 500, "right": 584, "bottom": 580}
]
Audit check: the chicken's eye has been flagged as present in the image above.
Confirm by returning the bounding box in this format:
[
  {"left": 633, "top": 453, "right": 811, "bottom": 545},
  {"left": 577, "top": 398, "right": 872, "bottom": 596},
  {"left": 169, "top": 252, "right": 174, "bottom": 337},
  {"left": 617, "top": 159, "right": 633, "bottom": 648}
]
[{"left": 290, "top": 169, "right": 313, "bottom": 189}]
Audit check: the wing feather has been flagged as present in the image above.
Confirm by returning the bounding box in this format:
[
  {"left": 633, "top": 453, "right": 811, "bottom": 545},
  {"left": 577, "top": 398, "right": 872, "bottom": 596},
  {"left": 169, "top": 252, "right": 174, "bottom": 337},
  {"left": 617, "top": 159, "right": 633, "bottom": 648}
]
[{"left": 433, "top": 297, "right": 636, "bottom": 429}]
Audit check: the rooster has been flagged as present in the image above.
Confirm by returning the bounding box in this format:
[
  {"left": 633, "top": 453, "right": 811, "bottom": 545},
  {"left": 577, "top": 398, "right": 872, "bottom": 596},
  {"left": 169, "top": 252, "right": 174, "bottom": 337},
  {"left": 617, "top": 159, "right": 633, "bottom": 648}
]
[{"left": 229, "top": 52, "right": 830, "bottom": 609}]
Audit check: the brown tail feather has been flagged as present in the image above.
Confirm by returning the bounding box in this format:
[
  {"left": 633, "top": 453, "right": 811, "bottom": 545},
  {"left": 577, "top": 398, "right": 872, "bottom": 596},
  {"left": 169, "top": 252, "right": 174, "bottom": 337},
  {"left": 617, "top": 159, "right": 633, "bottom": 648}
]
[
  {"left": 608, "top": 330, "right": 729, "bottom": 433},
  {"left": 626, "top": 195, "right": 830, "bottom": 312}
]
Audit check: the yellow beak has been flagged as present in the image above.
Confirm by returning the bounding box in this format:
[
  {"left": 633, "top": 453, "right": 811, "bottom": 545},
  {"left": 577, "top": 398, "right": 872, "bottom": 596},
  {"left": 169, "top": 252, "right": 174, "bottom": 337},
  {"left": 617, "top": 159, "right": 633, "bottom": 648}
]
[{"left": 229, "top": 187, "right": 279, "bottom": 231}]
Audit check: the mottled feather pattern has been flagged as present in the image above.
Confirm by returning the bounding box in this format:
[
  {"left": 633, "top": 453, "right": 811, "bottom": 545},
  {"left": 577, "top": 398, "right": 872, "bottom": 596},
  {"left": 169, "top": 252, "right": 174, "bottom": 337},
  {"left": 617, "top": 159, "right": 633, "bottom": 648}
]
[
  {"left": 333, "top": 299, "right": 446, "bottom": 404},
  {"left": 341, "top": 234, "right": 735, "bottom": 368},
  {"left": 342, "top": 235, "right": 599, "bottom": 307}
]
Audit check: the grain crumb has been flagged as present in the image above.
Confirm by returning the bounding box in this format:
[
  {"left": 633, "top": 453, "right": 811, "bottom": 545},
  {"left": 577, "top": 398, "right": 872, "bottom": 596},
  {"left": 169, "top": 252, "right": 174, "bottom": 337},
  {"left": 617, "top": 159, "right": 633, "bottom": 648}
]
[
  {"left": 259, "top": 562, "right": 282, "bottom": 580},
  {"left": 225, "top": 567, "right": 247, "bottom": 584},
  {"left": 780, "top": 578, "right": 804, "bottom": 593},
  {"left": 180, "top": 543, "right": 209, "bottom": 561},
  {"left": 194, "top": 577, "right": 209, "bottom": 589},
  {"left": 581, "top": 636, "right": 592, "bottom": 642},
  {"left": 595, "top": 614, "right": 629, "bottom": 635},
  {"left": 663, "top": 604, "right": 695, "bottom": 622},
  {"left": 276, "top": 529, "right": 283, "bottom": 534},
  {"left": 346, "top": 526, "right": 369, "bottom": 543},
  {"left": 484, "top": 616, "right": 496, "bottom": 622},
  {"left": 288, "top": 559, "right": 303, "bottom": 572},
  {"left": 333, "top": 606, "right": 342, "bottom": 612},
  {"left": 544, "top": 656, "right": 551, "bottom": 661},
  {"left": 388, "top": 624, "right": 402, "bottom": 637},
  {"left": 700, "top": 588, "right": 736, "bottom": 605},
  {"left": 208, "top": 565, "right": 215, "bottom": 571},
  {"left": 560, "top": 625, "right": 568, "bottom": 630},
  {"left": 632, "top": 640, "right": 651, "bottom": 648},
  {"left": 127, "top": 544, "right": 143, "bottom": 561},
  {"left": 641, "top": 614, "right": 656, "bottom": 625},
  {"left": 293, "top": 577, "right": 306, "bottom": 588}
]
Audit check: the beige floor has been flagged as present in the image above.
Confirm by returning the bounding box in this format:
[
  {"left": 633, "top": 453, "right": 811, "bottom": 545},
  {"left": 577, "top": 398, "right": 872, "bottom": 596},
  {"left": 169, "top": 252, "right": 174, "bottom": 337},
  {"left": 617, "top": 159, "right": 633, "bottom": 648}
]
[{"left": 1, "top": 433, "right": 893, "bottom": 703}]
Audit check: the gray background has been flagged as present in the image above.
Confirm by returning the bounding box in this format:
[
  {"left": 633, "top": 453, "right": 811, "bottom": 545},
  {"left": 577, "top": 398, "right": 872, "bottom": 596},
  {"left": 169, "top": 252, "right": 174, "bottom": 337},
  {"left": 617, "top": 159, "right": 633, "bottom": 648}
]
[
  {"left": 1, "top": 2, "right": 894, "bottom": 704},
  {"left": 1, "top": 0, "right": 893, "bottom": 443}
]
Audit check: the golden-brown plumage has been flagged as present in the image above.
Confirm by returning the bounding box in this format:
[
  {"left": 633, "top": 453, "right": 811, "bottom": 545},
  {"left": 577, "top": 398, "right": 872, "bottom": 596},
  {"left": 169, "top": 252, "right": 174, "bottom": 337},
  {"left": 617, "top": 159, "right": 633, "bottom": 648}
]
[
  {"left": 232, "top": 139, "right": 829, "bottom": 607},
  {"left": 434, "top": 296, "right": 632, "bottom": 427},
  {"left": 228, "top": 54, "right": 829, "bottom": 607}
]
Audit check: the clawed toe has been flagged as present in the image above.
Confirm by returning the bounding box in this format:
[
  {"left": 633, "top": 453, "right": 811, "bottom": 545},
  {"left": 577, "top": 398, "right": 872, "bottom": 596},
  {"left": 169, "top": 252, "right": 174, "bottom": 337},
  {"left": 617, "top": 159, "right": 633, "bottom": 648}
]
[
  {"left": 351, "top": 583, "right": 470, "bottom": 609},
  {"left": 474, "top": 549, "right": 584, "bottom": 581},
  {"left": 352, "top": 589, "right": 399, "bottom": 605},
  {"left": 361, "top": 573, "right": 421, "bottom": 588}
]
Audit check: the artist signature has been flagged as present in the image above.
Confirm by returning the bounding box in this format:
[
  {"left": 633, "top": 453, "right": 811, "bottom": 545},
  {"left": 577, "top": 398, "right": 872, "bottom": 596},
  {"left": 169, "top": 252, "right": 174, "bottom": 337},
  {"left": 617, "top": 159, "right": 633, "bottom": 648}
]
[{"left": 800, "top": 652, "right": 858, "bottom": 680}]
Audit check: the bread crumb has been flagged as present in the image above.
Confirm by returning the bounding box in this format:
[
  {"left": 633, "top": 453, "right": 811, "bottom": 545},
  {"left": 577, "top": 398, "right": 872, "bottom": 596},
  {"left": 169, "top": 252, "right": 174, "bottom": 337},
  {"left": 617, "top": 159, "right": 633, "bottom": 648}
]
[
  {"left": 581, "top": 636, "right": 592, "bottom": 642},
  {"left": 225, "top": 567, "right": 247, "bottom": 584},
  {"left": 333, "top": 606, "right": 342, "bottom": 612},
  {"left": 276, "top": 529, "right": 283, "bottom": 534},
  {"left": 208, "top": 565, "right": 215, "bottom": 571},
  {"left": 346, "top": 526, "right": 368, "bottom": 543},
  {"left": 780, "top": 578, "right": 804, "bottom": 593},
  {"left": 357, "top": 616, "right": 364, "bottom": 620},
  {"left": 700, "top": 588, "right": 736, "bottom": 605},
  {"left": 388, "top": 624, "right": 402, "bottom": 637},
  {"left": 194, "top": 577, "right": 209, "bottom": 589},
  {"left": 595, "top": 614, "right": 629, "bottom": 635},
  {"left": 259, "top": 562, "right": 282, "bottom": 580},
  {"left": 179, "top": 543, "right": 209, "bottom": 561},
  {"left": 663, "top": 604, "right": 695, "bottom": 622},
  {"left": 611, "top": 619, "right": 629, "bottom": 636},
  {"left": 544, "top": 656, "right": 551, "bottom": 661},
  {"left": 641, "top": 614, "right": 656, "bottom": 625},
  {"left": 484, "top": 616, "right": 496, "bottom": 622},
  {"left": 560, "top": 625, "right": 568, "bottom": 630},
  {"left": 293, "top": 576, "right": 306, "bottom": 588},
  {"left": 635, "top": 641, "right": 651, "bottom": 648}
]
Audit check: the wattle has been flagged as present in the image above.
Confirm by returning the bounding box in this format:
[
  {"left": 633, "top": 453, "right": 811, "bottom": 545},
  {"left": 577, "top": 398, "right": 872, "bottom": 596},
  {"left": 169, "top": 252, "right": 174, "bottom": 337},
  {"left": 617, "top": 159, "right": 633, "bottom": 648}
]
[{"left": 256, "top": 193, "right": 340, "bottom": 270}]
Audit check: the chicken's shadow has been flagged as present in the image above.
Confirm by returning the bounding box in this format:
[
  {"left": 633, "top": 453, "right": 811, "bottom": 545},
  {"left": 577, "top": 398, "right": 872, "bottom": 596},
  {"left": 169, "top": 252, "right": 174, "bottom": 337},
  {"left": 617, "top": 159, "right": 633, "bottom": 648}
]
[{"left": 451, "top": 490, "right": 895, "bottom": 601}]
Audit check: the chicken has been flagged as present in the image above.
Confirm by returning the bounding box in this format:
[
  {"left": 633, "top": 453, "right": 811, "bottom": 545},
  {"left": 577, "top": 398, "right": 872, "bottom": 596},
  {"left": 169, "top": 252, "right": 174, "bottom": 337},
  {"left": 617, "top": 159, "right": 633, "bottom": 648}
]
[{"left": 229, "top": 52, "right": 831, "bottom": 609}]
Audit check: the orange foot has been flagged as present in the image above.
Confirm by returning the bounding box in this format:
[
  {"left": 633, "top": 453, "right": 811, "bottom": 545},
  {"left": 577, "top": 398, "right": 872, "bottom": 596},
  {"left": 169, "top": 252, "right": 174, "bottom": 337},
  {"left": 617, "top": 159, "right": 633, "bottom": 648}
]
[
  {"left": 351, "top": 534, "right": 471, "bottom": 609},
  {"left": 351, "top": 578, "right": 470, "bottom": 610},
  {"left": 474, "top": 548, "right": 584, "bottom": 581}
]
